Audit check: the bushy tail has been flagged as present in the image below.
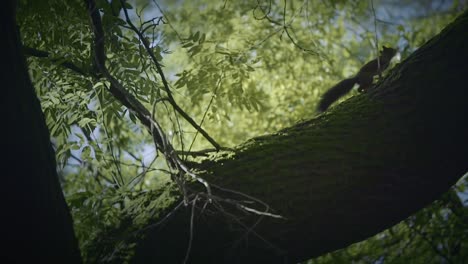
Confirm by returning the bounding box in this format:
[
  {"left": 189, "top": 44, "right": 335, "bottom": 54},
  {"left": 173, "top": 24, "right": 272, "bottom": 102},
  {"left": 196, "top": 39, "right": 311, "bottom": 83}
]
[{"left": 317, "top": 76, "right": 358, "bottom": 113}]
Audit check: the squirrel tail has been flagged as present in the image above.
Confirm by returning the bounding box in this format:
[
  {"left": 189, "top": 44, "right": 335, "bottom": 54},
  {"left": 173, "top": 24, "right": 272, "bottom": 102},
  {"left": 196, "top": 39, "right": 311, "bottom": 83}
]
[{"left": 317, "top": 76, "right": 358, "bottom": 113}]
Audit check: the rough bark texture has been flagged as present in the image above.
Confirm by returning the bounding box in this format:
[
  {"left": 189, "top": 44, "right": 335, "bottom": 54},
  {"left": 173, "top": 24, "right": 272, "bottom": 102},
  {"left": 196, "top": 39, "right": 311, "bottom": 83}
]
[
  {"left": 134, "top": 10, "right": 468, "bottom": 264},
  {"left": 3, "top": 1, "right": 82, "bottom": 262}
]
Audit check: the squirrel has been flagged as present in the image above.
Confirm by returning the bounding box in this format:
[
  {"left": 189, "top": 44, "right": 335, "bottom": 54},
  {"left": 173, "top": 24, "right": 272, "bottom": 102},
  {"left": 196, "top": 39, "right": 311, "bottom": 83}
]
[{"left": 317, "top": 46, "right": 397, "bottom": 112}]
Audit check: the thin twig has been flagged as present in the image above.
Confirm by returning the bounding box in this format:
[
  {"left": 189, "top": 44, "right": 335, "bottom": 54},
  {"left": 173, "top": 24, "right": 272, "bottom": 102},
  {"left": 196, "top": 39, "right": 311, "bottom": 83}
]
[
  {"left": 183, "top": 196, "right": 198, "bottom": 264},
  {"left": 281, "top": 0, "right": 318, "bottom": 54},
  {"left": 151, "top": 0, "right": 184, "bottom": 41},
  {"left": 187, "top": 72, "right": 224, "bottom": 155},
  {"left": 370, "top": 0, "right": 381, "bottom": 69}
]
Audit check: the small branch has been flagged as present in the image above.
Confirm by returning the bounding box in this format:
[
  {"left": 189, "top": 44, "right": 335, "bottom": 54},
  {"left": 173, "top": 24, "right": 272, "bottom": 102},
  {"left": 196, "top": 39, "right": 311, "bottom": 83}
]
[{"left": 23, "top": 46, "right": 88, "bottom": 76}]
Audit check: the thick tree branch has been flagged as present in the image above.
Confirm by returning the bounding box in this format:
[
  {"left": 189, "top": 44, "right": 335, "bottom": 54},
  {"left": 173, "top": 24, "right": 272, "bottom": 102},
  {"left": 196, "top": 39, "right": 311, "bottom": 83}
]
[{"left": 132, "top": 10, "right": 468, "bottom": 263}]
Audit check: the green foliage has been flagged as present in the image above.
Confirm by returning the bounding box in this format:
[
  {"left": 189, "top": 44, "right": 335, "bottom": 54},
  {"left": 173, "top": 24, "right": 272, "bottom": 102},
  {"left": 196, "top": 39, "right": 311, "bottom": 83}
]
[
  {"left": 65, "top": 176, "right": 178, "bottom": 262},
  {"left": 17, "top": 0, "right": 466, "bottom": 262}
]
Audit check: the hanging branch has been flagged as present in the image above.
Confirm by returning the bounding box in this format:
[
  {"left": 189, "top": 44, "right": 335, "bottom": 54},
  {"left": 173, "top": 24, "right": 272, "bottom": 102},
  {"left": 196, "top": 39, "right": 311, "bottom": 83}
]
[
  {"left": 83, "top": 0, "right": 212, "bottom": 201},
  {"left": 118, "top": 0, "right": 222, "bottom": 151}
]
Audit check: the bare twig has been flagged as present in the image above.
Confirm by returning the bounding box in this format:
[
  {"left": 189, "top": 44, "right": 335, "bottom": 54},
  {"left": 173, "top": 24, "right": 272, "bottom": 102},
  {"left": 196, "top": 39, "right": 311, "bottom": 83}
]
[
  {"left": 211, "top": 183, "right": 286, "bottom": 220},
  {"left": 183, "top": 196, "right": 198, "bottom": 264}
]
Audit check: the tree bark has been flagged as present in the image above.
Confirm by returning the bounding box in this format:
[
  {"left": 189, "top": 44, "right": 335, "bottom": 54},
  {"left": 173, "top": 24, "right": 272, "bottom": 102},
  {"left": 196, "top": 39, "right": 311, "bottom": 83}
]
[
  {"left": 133, "top": 10, "right": 468, "bottom": 263},
  {"left": 3, "top": 1, "right": 82, "bottom": 262}
]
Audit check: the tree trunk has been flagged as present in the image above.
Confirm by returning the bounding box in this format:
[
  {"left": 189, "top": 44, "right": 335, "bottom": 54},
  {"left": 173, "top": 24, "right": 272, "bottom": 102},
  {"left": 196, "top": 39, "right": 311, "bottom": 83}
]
[
  {"left": 3, "top": 1, "right": 82, "bottom": 262},
  {"left": 133, "top": 10, "right": 468, "bottom": 263}
]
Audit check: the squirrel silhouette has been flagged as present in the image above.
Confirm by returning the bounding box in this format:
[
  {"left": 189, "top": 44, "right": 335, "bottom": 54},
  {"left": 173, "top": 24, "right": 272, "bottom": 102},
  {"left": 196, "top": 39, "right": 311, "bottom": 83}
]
[{"left": 317, "top": 46, "right": 397, "bottom": 112}]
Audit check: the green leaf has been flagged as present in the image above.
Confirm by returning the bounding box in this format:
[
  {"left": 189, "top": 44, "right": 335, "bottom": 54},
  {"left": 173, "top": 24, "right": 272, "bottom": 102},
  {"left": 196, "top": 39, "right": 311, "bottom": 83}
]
[
  {"left": 78, "top": 117, "right": 95, "bottom": 127},
  {"left": 192, "top": 31, "right": 200, "bottom": 42},
  {"left": 199, "top": 33, "right": 206, "bottom": 44},
  {"left": 188, "top": 45, "right": 202, "bottom": 56},
  {"left": 81, "top": 145, "right": 91, "bottom": 160},
  {"left": 182, "top": 42, "right": 193, "bottom": 48}
]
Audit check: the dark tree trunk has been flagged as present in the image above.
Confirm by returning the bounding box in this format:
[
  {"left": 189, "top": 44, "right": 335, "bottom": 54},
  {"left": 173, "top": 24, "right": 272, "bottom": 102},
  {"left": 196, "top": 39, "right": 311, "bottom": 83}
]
[
  {"left": 3, "top": 1, "right": 81, "bottom": 262},
  {"left": 133, "top": 10, "right": 468, "bottom": 263}
]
